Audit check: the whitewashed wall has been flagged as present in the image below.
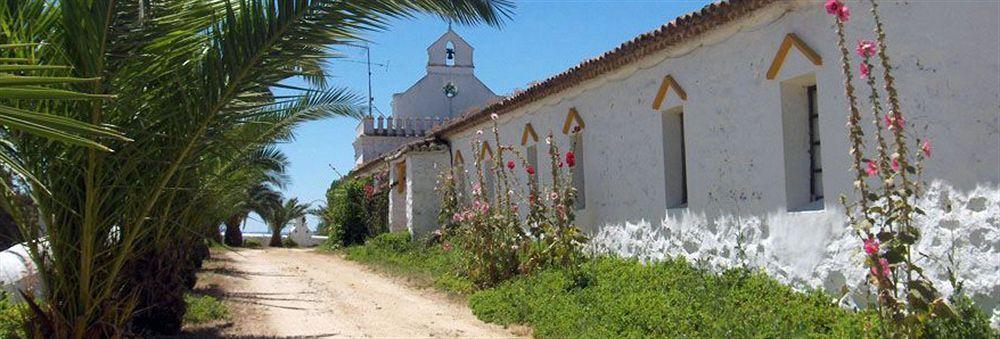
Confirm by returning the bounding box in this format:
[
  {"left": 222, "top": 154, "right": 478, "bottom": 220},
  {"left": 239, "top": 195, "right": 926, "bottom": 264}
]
[
  {"left": 404, "top": 150, "right": 450, "bottom": 240},
  {"left": 439, "top": 0, "right": 999, "bottom": 320}
]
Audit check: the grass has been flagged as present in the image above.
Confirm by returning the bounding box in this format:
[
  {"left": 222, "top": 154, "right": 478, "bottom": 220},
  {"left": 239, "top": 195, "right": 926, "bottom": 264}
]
[
  {"left": 183, "top": 293, "right": 229, "bottom": 325},
  {"left": 342, "top": 232, "right": 998, "bottom": 338},
  {"left": 344, "top": 232, "right": 475, "bottom": 294}
]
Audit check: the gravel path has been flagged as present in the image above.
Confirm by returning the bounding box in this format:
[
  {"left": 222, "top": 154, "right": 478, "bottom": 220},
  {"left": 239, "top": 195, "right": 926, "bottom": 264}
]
[{"left": 189, "top": 248, "right": 521, "bottom": 338}]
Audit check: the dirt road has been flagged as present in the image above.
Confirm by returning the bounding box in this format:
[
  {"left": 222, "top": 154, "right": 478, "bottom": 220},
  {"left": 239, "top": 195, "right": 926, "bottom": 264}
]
[{"left": 187, "top": 248, "right": 521, "bottom": 338}]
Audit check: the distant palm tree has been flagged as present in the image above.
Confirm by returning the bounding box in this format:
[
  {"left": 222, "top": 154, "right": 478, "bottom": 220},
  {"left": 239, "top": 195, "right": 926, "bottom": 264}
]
[{"left": 263, "top": 197, "right": 311, "bottom": 247}]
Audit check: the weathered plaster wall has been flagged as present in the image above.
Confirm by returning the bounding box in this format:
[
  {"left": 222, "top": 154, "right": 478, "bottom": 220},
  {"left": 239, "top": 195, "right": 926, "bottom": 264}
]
[{"left": 405, "top": 150, "right": 451, "bottom": 240}]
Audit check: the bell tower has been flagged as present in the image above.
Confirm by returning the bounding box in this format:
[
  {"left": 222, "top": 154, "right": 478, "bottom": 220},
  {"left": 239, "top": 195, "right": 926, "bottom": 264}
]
[{"left": 426, "top": 27, "right": 475, "bottom": 73}]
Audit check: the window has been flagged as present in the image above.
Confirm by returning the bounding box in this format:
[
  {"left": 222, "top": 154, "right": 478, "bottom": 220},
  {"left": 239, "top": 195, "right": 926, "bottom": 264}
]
[
  {"left": 453, "top": 150, "right": 466, "bottom": 199},
  {"left": 571, "top": 133, "right": 586, "bottom": 210},
  {"left": 781, "top": 75, "right": 823, "bottom": 210},
  {"left": 526, "top": 145, "right": 539, "bottom": 183},
  {"left": 395, "top": 161, "right": 406, "bottom": 194},
  {"left": 662, "top": 107, "right": 688, "bottom": 207}
]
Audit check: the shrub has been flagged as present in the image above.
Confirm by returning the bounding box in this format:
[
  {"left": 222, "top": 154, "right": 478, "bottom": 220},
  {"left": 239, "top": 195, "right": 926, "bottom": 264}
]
[
  {"left": 322, "top": 175, "right": 389, "bottom": 248},
  {"left": 0, "top": 293, "right": 25, "bottom": 338},
  {"left": 183, "top": 293, "right": 229, "bottom": 325},
  {"left": 442, "top": 117, "right": 587, "bottom": 288},
  {"left": 282, "top": 237, "right": 298, "bottom": 248}
]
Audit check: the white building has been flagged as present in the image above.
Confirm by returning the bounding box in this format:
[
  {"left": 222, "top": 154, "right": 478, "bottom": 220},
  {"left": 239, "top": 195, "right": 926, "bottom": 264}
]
[
  {"left": 353, "top": 0, "right": 1000, "bottom": 318},
  {"left": 353, "top": 28, "right": 500, "bottom": 166}
]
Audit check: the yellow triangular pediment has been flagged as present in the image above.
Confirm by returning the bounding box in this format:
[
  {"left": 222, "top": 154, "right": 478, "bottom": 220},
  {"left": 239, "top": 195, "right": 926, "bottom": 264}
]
[
  {"left": 479, "top": 141, "right": 493, "bottom": 160},
  {"left": 521, "top": 123, "right": 539, "bottom": 145},
  {"left": 651, "top": 75, "right": 688, "bottom": 110},
  {"left": 453, "top": 150, "right": 464, "bottom": 166},
  {"left": 562, "top": 108, "right": 585, "bottom": 134},
  {"left": 766, "top": 33, "right": 822, "bottom": 80}
]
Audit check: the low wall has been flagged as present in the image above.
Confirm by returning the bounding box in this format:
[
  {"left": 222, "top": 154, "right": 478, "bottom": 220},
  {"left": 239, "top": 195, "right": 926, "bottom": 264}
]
[{"left": 591, "top": 182, "right": 1000, "bottom": 326}]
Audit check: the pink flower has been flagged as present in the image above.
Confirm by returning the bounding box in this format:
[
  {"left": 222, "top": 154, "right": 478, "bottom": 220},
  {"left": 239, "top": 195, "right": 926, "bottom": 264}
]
[
  {"left": 548, "top": 192, "right": 559, "bottom": 201},
  {"left": 879, "top": 258, "right": 891, "bottom": 276},
  {"left": 922, "top": 140, "right": 932, "bottom": 158},
  {"left": 863, "top": 237, "right": 879, "bottom": 255},
  {"left": 824, "top": 0, "right": 842, "bottom": 15},
  {"left": 442, "top": 243, "right": 452, "bottom": 252},
  {"left": 891, "top": 157, "right": 901, "bottom": 172},
  {"left": 856, "top": 40, "right": 877, "bottom": 58},
  {"left": 864, "top": 160, "right": 879, "bottom": 176},
  {"left": 507, "top": 160, "right": 515, "bottom": 170},
  {"left": 837, "top": 5, "right": 851, "bottom": 22},
  {"left": 885, "top": 112, "right": 904, "bottom": 130},
  {"left": 859, "top": 62, "right": 870, "bottom": 79},
  {"left": 565, "top": 151, "right": 576, "bottom": 168},
  {"left": 526, "top": 165, "right": 536, "bottom": 175},
  {"left": 452, "top": 212, "right": 464, "bottom": 222},
  {"left": 471, "top": 183, "right": 482, "bottom": 195},
  {"left": 558, "top": 160, "right": 564, "bottom": 168}
]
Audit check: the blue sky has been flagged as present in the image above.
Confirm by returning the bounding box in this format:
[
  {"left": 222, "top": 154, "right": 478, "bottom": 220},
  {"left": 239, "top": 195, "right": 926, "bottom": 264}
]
[{"left": 244, "top": 1, "right": 712, "bottom": 233}]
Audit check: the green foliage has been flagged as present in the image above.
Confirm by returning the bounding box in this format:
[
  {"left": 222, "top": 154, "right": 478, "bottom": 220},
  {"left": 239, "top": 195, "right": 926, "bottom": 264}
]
[
  {"left": 282, "top": 237, "right": 299, "bottom": 248},
  {"left": 346, "top": 232, "right": 474, "bottom": 294},
  {"left": 0, "top": 293, "right": 25, "bottom": 338},
  {"left": 322, "top": 175, "right": 388, "bottom": 248},
  {"left": 469, "top": 257, "right": 882, "bottom": 338},
  {"left": 182, "top": 293, "right": 229, "bottom": 325},
  {"left": 924, "top": 293, "right": 999, "bottom": 338},
  {"left": 243, "top": 240, "right": 263, "bottom": 249}
]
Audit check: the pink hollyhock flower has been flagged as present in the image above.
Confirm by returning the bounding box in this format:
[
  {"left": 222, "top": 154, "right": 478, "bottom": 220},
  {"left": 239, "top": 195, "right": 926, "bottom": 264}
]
[
  {"left": 885, "top": 112, "right": 904, "bottom": 130},
  {"left": 891, "top": 157, "right": 900, "bottom": 172},
  {"left": 824, "top": 0, "right": 842, "bottom": 15},
  {"left": 507, "top": 160, "right": 515, "bottom": 170},
  {"left": 837, "top": 5, "right": 851, "bottom": 22},
  {"left": 558, "top": 160, "right": 564, "bottom": 168},
  {"left": 864, "top": 237, "right": 879, "bottom": 255},
  {"left": 864, "top": 160, "right": 879, "bottom": 176},
  {"left": 566, "top": 151, "right": 576, "bottom": 167},
  {"left": 526, "top": 165, "right": 536, "bottom": 175},
  {"left": 922, "top": 140, "right": 932, "bottom": 157},
  {"left": 471, "top": 183, "right": 482, "bottom": 195},
  {"left": 879, "top": 258, "right": 891, "bottom": 276},
  {"left": 549, "top": 192, "right": 559, "bottom": 201},
  {"left": 859, "top": 63, "right": 870, "bottom": 79},
  {"left": 442, "top": 243, "right": 452, "bottom": 252},
  {"left": 856, "top": 40, "right": 877, "bottom": 57},
  {"left": 452, "top": 212, "right": 464, "bottom": 222}
]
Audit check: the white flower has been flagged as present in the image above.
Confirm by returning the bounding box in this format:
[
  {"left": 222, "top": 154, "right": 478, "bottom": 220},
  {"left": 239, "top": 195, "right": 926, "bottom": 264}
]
[
  {"left": 476, "top": 129, "right": 483, "bottom": 136},
  {"left": 490, "top": 113, "right": 499, "bottom": 120}
]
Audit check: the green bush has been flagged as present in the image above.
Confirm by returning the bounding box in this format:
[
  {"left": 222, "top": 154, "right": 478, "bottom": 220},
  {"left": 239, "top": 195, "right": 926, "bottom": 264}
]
[
  {"left": 282, "top": 237, "right": 298, "bottom": 248},
  {"left": 346, "top": 232, "right": 474, "bottom": 294},
  {"left": 0, "top": 293, "right": 25, "bottom": 338},
  {"left": 183, "top": 293, "right": 229, "bottom": 325},
  {"left": 322, "top": 176, "right": 388, "bottom": 248}
]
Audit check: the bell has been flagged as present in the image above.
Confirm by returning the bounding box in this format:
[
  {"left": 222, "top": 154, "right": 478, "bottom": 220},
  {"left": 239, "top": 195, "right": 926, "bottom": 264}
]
[{"left": 446, "top": 47, "right": 455, "bottom": 60}]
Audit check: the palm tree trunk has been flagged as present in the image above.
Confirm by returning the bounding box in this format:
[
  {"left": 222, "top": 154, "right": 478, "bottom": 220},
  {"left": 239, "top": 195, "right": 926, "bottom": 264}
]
[
  {"left": 269, "top": 227, "right": 282, "bottom": 247},
  {"left": 224, "top": 215, "right": 244, "bottom": 246}
]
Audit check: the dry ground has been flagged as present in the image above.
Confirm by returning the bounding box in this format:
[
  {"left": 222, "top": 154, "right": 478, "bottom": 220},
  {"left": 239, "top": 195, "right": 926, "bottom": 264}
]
[{"left": 179, "top": 247, "right": 523, "bottom": 338}]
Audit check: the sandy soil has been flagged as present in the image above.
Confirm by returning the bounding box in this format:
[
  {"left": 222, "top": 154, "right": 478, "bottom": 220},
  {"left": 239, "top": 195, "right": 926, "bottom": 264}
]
[{"left": 182, "top": 247, "right": 523, "bottom": 338}]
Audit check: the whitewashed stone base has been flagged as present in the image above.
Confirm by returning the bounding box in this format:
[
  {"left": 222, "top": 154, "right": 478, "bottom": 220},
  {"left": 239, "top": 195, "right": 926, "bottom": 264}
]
[{"left": 591, "top": 182, "right": 1000, "bottom": 327}]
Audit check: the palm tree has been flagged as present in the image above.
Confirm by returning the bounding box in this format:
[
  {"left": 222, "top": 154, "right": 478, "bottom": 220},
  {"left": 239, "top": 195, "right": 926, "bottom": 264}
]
[
  {"left": 263, "top": 197, "right": 311, "bottom": 247},
  {"left": 222, "top": 149, "right": 288, "bottom": 246},
  {"left": 0, "top": 0, "right": 512, "bottom": 336}
]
